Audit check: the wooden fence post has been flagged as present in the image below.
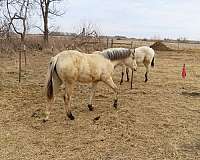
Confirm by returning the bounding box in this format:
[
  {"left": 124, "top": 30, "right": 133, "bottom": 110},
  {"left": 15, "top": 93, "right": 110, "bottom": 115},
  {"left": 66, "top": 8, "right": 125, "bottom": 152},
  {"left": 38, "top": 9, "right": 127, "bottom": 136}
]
[
  {"left": 51, "top": 45, "right": 54, "bottom": 53},
  {"left": 178, "top": 41, "right": 180, "bottom": 50},
  {"left": 23, "top": 44, "right": 27, "bottom": 66},
  {"left": 106, "top": 38, "right": 109, "bottom": 48},
  {"left": 19, "top": 50, "right": 22, "bottom": 83},
  {"left": 111, "top": 39, "right": 113, "bottom": 48},
  {"left": 130, "top": 41, "right": 133, "bottom": 48}
]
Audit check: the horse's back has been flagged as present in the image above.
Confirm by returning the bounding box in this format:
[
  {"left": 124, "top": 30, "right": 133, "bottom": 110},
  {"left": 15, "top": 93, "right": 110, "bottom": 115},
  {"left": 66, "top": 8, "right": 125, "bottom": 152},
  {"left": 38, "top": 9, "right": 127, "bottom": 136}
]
[
  {"left": 135, "top": 46, "right": 155, "bottom": 63},
  {"left": 135, "top": 46, "right": 154, "bottom": 56},
  {"left": 55, "top": 50, "right": 113, "bottom": 83},
  {"left": 56, "top": 50, "right": 84, "bottom": 69},
  {"left": 79, "top": 54, "right": 114, "bottom": 82},
  {"left": 92, "top": 51, "right": 102, "bottom": 55},
  {"left": 86, "top": 54, "right": 114, "bottom": 73}
]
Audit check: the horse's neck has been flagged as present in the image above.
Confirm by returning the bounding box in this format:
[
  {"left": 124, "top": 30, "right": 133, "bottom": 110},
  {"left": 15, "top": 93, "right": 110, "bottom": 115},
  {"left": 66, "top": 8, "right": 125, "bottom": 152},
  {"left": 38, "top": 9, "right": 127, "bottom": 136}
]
[{"left": 110, "top": 59, "right": 123, "bottom": 67}]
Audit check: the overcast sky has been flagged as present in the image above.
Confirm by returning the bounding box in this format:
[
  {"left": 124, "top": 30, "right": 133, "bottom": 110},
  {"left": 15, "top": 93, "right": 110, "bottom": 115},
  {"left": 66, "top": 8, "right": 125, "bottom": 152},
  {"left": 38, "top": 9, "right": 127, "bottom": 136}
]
[{"left": 51, "top": 0, "right": 200, "bottom": 40}]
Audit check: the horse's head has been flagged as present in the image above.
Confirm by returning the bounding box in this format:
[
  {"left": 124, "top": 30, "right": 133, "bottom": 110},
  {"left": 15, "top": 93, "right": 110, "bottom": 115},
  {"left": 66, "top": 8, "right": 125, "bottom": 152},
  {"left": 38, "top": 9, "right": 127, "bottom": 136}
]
[{"left": 123, "top": 49, "right": 137, "bottom": 71}]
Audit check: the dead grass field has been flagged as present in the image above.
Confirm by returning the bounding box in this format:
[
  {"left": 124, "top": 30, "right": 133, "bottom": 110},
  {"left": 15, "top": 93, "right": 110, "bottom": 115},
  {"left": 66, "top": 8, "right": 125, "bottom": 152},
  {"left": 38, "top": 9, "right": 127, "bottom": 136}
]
[{"left": 0, "top": 48, "right": 200, "bottom": 159}]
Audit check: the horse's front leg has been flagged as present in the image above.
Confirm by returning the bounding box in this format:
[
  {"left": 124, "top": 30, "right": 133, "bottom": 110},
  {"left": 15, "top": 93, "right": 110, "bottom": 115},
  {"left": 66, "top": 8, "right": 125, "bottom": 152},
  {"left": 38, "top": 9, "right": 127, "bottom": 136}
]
[
  {"left": 130, "top": 69, "right": 134, "bottom": 89},
  {"left": 64, "top": 82, "right": 75, "bottom": 120},
  {"left": 103, "top": 77, "right": 119, "bottom": 108},
  {"left": 120, "top": 65, "right": 126, "bottom": 85},
  {"left": 88, "top": 82, "right": 98, "bottom": 111},
  {"left": 126, "top": 67, "right": 130, "bottom": 82}
]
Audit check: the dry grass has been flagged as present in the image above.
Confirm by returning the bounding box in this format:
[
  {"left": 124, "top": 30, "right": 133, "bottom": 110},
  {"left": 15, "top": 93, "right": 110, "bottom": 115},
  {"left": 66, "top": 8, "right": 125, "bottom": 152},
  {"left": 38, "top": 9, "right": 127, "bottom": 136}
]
[{"left": 0, "top": 45, "right": 200, "bottom": 159}]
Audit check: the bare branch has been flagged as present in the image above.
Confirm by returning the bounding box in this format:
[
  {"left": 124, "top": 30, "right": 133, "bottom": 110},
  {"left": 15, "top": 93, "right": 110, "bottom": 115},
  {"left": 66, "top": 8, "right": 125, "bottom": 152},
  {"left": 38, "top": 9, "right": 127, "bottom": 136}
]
[
  {"left": 5, "top": 0, "right": 31, "bottom": 42},
  {"left": 35, "top": 0, "right": 65, "bottom": 44},
  {"left": 48, "top": 8, "right": 65, "bottom": 16},
  {"left": 33, "top": 25, "right": 44, "bottom": 32}
]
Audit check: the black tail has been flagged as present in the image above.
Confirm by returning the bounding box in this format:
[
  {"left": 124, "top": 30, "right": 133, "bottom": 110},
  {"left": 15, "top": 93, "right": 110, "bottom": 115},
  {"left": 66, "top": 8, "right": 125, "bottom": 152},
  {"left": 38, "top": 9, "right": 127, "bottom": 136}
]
[
  {"left": 46, "top": 58, "right": 57, "bottom": 100},
  {"left": 151, "top": 57, "right": 154, "bottom": 67},
  {"left": 47, "top": 65, "right": 54, "bottom": 100}
]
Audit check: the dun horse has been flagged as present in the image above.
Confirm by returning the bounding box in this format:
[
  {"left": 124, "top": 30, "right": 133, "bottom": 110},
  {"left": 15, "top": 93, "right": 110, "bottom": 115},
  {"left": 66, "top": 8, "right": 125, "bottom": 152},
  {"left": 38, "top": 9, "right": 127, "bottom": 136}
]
[
  {"left": 44, "top": 49, "right": 137, "bottom": 121},
  {"left": 120, "top": 46, "right": 155, "bottom": 84}
]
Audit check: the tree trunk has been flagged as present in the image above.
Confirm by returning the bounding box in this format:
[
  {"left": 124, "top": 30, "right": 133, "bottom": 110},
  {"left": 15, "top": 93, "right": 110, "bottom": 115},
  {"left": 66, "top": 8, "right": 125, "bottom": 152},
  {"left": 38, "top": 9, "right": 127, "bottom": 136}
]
[
  {"left": 43, "top": 8, "right": 49, "bottom": 47},
  {"left": 21, "top": 35, "right": 26, "bottom": 65},
  {"left": 19, "top": 35, "right": 26, "bottom": 82},
  {"left": 19, "top": 50, "right": 22, "bottom": 82},
  {"left": 44, "top": 21, "right": 48, "bottom": 45}
]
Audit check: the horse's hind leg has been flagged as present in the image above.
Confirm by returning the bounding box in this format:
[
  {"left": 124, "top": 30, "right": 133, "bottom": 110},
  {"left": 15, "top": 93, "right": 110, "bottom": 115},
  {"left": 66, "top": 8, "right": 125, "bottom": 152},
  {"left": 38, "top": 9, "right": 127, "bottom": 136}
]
[
  {"left": 88, "top": 82, "right": 98, "bottom": 111},
  {"left": 144, "top": 64, "right": 150, "bottom": 82},
  {"left": 103, "top": 77, "right": 118, "bottom": 108},
  {"left": 43, "top": 98, "right": 54, "bottom": 122},
  {"left": 64, "top": 82, "right": 75, "bottom": 120},
  {"left": 145, "top": 72, "right": 148, "bottom": 82}
]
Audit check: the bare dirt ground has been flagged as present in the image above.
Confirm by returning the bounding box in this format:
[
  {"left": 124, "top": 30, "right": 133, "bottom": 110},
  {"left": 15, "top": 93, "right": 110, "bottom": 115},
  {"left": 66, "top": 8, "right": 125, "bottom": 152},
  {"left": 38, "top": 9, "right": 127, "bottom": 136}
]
[{"left": 0, "top": 49, "right": 200, "bottom": 160}]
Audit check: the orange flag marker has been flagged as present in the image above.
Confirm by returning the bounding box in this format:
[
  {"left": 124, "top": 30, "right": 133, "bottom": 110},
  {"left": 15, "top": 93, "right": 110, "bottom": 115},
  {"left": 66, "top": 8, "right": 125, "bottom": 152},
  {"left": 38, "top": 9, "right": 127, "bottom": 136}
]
[{"left": 182, "top": 64, "right": 186, "bottom": 79}]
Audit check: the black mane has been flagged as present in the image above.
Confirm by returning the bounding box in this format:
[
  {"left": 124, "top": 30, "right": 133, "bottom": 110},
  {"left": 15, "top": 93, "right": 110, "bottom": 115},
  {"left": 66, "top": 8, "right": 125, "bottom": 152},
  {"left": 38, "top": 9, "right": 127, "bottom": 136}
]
[{"left": 101, "top": 48, "right": 131, "bottom": 61}]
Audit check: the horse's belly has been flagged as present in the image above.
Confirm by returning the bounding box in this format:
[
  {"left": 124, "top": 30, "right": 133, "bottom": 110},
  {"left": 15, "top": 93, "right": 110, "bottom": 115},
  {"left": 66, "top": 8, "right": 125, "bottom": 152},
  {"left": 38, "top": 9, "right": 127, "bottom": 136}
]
[
  {"left": 77, "top": 71, "right": 100, "bottom": 82},
  {"left": 77, "top": 75, "right": 93, "bottom": 82},
  {"left": 136, "top": 57, "right": 144, "bottom": 64},
  {"left": 77, "top": 62, "right": 101, "bottom": 82}
]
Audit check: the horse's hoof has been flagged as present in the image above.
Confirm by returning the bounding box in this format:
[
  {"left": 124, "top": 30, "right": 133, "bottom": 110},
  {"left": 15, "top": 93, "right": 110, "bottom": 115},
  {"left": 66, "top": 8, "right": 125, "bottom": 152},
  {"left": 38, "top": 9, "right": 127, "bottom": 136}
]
[
  {"left": 145, "top": 79, "right": 148, "bottom": 82},
  {"left": 42, "top": 118, "right": 48, "bottom": 123},
  {"left": 113, "top": 99, "right": 118, "bottom": 108},
  {"left": 93, "top": 116, "right": 100, "bottom": 121},
  {"left": 88, "top": 104, "right": 94, "bottom": 111},
  {"left": 120, "top": 81, "right": 123, "bottom": 85},
  {"left": 67, "top": 112, "right": 75, "bottom": 120}
]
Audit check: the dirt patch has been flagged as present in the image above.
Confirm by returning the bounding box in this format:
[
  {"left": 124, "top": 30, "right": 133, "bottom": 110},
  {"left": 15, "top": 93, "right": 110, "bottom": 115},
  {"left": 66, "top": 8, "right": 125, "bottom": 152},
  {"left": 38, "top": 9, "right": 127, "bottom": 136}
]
[
  {"left": 150, "top": 41, "right": 173, "bottom": 51},
  {"left": 0, "top": 50, "right": 200, "bottom": 160}
]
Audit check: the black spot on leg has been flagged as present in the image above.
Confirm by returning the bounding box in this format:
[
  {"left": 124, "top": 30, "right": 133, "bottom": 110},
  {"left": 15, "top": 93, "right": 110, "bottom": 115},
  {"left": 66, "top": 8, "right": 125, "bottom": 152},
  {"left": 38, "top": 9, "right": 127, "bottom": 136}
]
[
  {"left": 93, "top": 116, "right": 100, "bottom": 121},
  {"left": 145, "top": 72, "right": 148, "bottom": 82},
  {"left": 42, "top": 119, "right": 48, "bottom": 123},
  {"left": 113, "top": 99, "right": 118, "bottom": 108},
  {"left": 126, "top": 74, "right": 129, "bottom": 82},
  {"left": 67, "top": 112, "right": 75, "bottom": 120},
  {"left": 88, "top": 104, "right": 94, "bottom": 111},
  {"left": 120, "top": 72, "right": 124, "bottom": 85},
  {"left": 126, "top": 68, "right": 129, "bottom": 82}
]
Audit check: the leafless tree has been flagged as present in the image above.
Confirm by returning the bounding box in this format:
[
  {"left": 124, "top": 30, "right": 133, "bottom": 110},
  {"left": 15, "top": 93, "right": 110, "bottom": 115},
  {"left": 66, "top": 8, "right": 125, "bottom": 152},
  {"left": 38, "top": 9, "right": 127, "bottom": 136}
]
[
  {"left": 66, "top": 22, "right": 103, "bottom": 53},
  {"left": 35, "top": 0, "right": 64, "bottom": 46},
  {"left": 5, "top": 0, "right": 31, "bottom": 43},
  {"left": 0, "top": 0, "right": 3, "bottom": 6},
  {"left": 4, "top": 0, "right": 32, "bottom": 82},
  {"left": 0, "top": 19, "right": 9, "bottom": 38}
]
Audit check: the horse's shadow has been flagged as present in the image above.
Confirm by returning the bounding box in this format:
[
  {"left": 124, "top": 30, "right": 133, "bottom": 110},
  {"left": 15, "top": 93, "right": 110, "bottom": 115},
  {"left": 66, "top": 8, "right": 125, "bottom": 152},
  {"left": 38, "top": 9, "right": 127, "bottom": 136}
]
[{"left": 181, "top": 91, "right": 200, "bottom": 97}]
